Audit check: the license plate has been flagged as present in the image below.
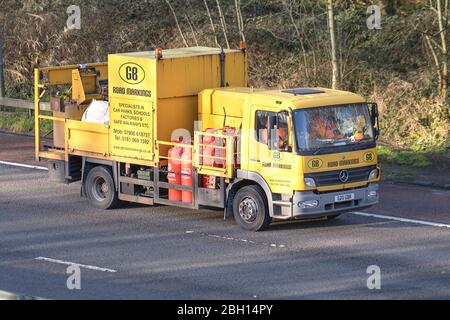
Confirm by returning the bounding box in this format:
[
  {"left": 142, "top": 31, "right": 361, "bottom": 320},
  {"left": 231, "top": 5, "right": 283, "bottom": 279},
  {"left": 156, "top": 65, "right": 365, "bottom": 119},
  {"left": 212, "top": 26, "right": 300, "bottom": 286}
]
[{"left": 334, "top": 193, "right": 355, "bottom": 203}]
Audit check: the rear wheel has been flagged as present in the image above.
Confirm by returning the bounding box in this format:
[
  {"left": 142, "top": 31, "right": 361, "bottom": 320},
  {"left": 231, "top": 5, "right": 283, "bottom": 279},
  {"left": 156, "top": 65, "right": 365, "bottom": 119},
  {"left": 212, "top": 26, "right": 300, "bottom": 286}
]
[
  {"left": 85, "top": 166, "right": 120, "bottom": 209},
  {"left": 233, "top": 185, "right": 271, "bottom": 231}
]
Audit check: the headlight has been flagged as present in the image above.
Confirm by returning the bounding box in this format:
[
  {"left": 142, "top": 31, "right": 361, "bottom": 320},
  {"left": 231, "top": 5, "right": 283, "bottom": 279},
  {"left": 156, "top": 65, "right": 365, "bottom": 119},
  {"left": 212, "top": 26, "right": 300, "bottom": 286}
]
[
  {"left": 298, "top": 200, "right": 319, "bottom": 209},
  {"left": 368, "top": 169, "right": 378, "bottom": 180},
  {"left": 304, "top": 177, "right": 316, "bottom": 187}
]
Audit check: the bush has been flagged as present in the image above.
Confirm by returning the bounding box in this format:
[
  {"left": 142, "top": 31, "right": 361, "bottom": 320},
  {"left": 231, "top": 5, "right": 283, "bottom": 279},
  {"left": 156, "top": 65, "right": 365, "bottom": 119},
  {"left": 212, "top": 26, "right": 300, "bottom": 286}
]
[
  {"left": 0, "top": 111, "right": 52, "bottom": 133},
  {"left": 373, "top": 78, "right": 449, "bottom": 151}
]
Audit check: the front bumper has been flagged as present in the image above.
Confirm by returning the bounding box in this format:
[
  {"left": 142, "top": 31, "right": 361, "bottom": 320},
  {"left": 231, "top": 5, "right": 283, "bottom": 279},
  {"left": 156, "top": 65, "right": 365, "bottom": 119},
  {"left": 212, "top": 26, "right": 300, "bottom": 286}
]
[{"left": 291, "top": 183, "right": 379, "bottom": 218}]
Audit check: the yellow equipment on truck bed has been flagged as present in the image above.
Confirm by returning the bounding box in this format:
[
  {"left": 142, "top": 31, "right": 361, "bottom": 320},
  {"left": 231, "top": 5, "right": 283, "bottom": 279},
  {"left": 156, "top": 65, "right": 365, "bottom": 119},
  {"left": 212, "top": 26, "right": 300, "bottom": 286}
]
[{"left": 35, "top": 46, "right": 380, "bottom": 231}]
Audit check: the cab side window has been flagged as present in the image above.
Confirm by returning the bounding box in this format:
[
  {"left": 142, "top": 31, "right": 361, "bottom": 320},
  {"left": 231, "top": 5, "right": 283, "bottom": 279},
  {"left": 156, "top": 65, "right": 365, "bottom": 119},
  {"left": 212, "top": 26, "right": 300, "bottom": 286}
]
[
  {"left": 255, "top": 110, "right": 274, "bottom": 145},
  {"left": 255, "top": 110, "right": 290, "bottom": 151}
]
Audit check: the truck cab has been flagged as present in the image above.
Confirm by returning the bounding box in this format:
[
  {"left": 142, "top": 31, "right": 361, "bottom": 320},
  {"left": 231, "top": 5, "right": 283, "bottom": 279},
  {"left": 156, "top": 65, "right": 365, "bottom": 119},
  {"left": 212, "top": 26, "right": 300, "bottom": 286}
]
[{"left": 199, "top": 86, "right": 380, "bottom": 225}]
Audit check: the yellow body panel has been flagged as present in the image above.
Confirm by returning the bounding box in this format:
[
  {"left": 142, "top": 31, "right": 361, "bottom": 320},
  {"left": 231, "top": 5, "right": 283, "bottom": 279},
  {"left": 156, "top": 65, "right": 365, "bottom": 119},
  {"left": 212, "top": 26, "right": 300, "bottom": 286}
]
[
  {"left": 107, "top": 47, "right": 246, "bottom": 165},
  {"left": 66, "top": 120, "right": 109, "bottom": 155},
  {"left": 71, "top": 69, "right": 102, "bottom": 105},
  {"left": 108, "top": 54, "right": 155, "bottom": 161},
  {"left": 41, "top": 62, "right": 108, "bottom": 86}
]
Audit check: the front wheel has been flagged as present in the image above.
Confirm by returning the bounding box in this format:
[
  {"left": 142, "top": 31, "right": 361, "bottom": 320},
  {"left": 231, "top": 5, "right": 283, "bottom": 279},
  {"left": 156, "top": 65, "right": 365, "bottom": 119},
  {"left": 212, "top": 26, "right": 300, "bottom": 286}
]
[
  {"left": 233, "top": 185, "right": 271, "bottom": 231},
  {"left": 85, "top": 166, "right": 120, "bottom": 209}
]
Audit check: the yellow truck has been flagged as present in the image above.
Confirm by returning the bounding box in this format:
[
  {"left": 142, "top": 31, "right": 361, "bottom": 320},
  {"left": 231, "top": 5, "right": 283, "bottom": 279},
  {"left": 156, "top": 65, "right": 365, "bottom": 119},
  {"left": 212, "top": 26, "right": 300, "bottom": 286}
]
[{"left": 35, "top": 46, "right": 380, "bottom": 231}]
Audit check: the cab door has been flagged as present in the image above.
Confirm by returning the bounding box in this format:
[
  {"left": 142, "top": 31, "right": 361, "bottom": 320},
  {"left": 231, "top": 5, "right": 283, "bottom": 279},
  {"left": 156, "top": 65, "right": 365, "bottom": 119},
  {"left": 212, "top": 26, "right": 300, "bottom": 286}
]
[{"left": 248, "top": 106, "right": 295, "bottom": 195}]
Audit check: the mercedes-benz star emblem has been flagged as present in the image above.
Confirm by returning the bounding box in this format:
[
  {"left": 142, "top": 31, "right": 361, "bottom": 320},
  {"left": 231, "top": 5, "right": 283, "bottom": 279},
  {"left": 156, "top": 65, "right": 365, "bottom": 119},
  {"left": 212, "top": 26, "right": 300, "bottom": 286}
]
[{"left": 339, "top": 170, "right": 349, "bottom": 183}]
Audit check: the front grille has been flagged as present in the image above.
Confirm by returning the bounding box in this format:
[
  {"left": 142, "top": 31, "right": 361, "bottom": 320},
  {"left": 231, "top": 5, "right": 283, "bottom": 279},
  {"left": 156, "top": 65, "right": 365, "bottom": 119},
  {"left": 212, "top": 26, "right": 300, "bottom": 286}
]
[{"left": 305, "top": 165, "right": 376, "bottom": 187}]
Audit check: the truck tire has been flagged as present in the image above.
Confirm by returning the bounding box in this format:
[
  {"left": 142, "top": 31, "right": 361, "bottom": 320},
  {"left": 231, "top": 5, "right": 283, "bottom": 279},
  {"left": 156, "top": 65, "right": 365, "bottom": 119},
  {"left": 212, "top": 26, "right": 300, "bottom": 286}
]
[
  {"left": 85, "top": 166, "right": 120, "bottom": 209},
  {"left": 233, "top": 185, "right": 271, "bottom": 231}
]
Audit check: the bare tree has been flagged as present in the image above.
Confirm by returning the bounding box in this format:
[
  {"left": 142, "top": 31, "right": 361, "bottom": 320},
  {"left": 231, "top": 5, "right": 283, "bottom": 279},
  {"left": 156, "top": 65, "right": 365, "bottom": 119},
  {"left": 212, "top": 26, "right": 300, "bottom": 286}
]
[
  {"left": 424, "top": 0, "right": 449, "bottom": 100},
  {"left": 284, "top": 0, "right": 309, "bottom": 79},
  {"left": 215, "top": 0, "right": 230, "bottom": 49},
  {"left": 185, "top": 13, "right": 199, "bottom": 46},
  {"left": 204, "top": 0, "right": 220, "bottom": 47},
  {"left": 165, "top": 0, "right": 189, "bottom": 47},
  {"left": 235, "top": 0, "right": 246, "bottom": 42},
  {"left": 327, "top": 0, "right": 339, "bottom": 89}
]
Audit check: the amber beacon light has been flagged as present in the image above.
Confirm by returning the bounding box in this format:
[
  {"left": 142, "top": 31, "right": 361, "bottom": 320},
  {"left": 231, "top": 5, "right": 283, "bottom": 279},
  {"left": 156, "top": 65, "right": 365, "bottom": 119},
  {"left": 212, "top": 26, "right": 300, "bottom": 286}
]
[
  {"left": 155, "top": 48, "right": 163, "bottom": 60},
  {"left": 239, "top": 41, "right": 247, "bottom": 52}
]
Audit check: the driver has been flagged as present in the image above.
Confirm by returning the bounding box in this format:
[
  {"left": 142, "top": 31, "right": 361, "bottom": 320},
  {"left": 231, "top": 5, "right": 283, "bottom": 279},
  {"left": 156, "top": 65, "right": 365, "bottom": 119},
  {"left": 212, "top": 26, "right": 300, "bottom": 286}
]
[
  {"left": 309, "top": 110, "right": 344, "bottom": 140},
  {"left": 260, "top": 118, "right": 288, "bottom": 149}
]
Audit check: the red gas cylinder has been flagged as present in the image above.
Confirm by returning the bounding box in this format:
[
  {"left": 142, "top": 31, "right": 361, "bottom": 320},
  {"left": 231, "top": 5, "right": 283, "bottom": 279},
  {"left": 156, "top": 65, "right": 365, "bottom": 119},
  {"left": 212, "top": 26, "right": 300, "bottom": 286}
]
[
  {"left": 202, "top": 129, "right": 217, "bottom": 189},
  {"left": 203, "top": 128, "right": 216, "bottom": 145},
  {"left": 221, "top": 126, "right": 236, "bottom": 167},
  {"left": 181, "top": 146, "right": 193, "bottom": 203},
  {"left": 168, "top": 144, "right": 183, "bottom": 201},
  {"left": 203, "top": 144, "right": 216, "bottom": 167},
  {"left": 202, "top": 128, "right": 216, "bottom": 166}
]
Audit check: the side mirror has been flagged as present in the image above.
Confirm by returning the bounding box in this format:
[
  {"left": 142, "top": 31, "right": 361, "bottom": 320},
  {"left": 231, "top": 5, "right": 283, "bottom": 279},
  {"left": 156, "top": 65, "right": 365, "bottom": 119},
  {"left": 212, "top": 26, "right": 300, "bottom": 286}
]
[
  {"left": 370, "top": 103, "right": 378, "bottom": 126},
  {"left": 369, "top": 103, "right": 380, "bottom": 140},
  {"left": 373, "top": 127, "right": 379, "bottom": 139}
]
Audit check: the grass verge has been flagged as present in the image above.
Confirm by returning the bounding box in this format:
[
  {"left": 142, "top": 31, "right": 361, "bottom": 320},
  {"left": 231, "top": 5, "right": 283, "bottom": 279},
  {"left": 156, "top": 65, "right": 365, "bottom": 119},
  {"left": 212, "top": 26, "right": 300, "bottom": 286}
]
[
  {"left": 0, "top": 111, "right": 52, "bottom": 134},
  {"left": 377, "top": 145, "right": 431, "bottom": 167},
  {"left": 377, "top": 144, "right": 450, "bottom": 187}
]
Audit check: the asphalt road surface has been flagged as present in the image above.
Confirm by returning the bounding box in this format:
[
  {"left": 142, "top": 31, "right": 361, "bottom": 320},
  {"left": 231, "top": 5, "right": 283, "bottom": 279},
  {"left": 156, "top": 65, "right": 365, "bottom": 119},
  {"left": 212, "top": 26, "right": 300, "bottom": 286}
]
[{"left": 1, "top": 132, "right": 450, "bottom": 299}]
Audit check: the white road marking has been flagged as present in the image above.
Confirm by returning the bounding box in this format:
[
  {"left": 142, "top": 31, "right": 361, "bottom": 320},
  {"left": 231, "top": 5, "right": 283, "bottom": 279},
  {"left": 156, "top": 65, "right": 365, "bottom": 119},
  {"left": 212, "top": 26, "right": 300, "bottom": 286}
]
[
  {"left": 0, "top": 290, "right": 44, "bottom": 300},
  {"left": 186, "top": 231, "right": 287, "bottom": 248},
  {"left": 353, "top": 212, "right": 450, "bottom": 229},
  {"left": 0, "top": 160, "right": 48, "bottom": 171},
  {"left": 35, "top": 257, "right": 117, "bottom": 273}
]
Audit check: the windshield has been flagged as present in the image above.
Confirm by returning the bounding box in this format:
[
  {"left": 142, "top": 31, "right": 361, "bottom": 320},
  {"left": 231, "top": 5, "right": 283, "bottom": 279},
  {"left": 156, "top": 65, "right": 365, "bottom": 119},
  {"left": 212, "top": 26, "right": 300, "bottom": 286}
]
[{"left": 293, "top": 103, "right": 374, "bottom": 153}]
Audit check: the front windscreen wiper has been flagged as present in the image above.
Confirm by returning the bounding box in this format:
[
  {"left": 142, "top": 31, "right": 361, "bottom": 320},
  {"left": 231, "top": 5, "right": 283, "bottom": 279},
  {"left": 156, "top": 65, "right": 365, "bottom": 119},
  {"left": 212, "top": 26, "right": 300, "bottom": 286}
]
[
  {"left": 350, "top": 140, "right": 374, "bottom": 151},
  {"left": 310, "top": 140, "right": 372, "bottom": 155},
  {"left": 312, "top": 142, "right": 335, "bottom": 155}
]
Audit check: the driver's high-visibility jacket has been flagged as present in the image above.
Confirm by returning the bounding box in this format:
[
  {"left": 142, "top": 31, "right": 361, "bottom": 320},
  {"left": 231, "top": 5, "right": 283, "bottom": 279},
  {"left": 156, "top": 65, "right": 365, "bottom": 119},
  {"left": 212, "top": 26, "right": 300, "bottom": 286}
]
[
  {"left": 261, "top": 127, "right": 288, "bottom": 148},
  {"left": 310, "top": 117, "right": 343, "bottom": 139}
]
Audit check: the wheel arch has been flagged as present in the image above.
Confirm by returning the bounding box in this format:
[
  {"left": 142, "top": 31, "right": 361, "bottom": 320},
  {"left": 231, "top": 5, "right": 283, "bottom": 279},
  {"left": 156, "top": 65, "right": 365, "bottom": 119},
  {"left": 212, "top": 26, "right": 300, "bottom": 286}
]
[
  {"left": 81, "top": 158, "right": 118, "bottom": 197},
  {"left": 224, "top": 170, "right": 274, "bottom": 219}
]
